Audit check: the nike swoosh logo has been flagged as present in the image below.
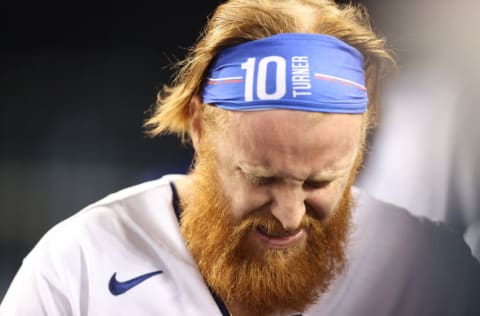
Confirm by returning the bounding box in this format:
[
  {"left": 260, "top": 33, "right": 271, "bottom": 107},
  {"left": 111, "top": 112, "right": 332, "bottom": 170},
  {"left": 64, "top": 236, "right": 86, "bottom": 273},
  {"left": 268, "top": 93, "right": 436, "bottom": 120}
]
[{"left": 109, "top": 270, "right": 163, "bottom": 296}]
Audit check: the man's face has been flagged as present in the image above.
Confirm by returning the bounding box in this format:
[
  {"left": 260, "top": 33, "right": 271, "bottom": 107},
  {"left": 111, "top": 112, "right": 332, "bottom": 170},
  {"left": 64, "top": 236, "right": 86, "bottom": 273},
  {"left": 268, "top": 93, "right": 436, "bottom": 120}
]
[
  {"left": 181, "top": 109, "right": 365, "bottom": 315},
  {"left": 214, "top": 109, "right": 363, "bottom": 234}
]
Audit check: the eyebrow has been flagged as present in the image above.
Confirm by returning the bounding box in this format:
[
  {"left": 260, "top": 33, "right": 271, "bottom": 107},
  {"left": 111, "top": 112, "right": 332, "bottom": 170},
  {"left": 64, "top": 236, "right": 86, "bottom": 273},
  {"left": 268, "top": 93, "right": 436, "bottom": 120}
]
[{"left": 238, "top": 164, "right": 346, "bottom": 182}]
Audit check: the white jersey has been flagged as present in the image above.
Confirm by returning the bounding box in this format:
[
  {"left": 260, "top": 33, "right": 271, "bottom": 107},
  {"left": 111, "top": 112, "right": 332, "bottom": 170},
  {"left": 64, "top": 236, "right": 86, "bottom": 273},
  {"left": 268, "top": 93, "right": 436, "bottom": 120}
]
[{"left": 1, "top": 174, "right": 479, "bottom": 316}]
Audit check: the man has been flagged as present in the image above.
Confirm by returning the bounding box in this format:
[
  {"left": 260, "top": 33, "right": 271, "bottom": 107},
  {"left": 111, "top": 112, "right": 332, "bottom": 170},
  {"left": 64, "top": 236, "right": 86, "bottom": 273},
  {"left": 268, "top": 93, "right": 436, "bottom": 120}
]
[{"left": 1, "top": 1, "right": 479, "bottom": 315}]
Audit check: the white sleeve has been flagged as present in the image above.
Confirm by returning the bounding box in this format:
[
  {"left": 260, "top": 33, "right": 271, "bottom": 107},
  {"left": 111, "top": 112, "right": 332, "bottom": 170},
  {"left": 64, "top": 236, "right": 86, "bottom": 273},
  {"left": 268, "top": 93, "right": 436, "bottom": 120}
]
[{"left": 0, "top": 257, "right": 72, "bottom": 316}]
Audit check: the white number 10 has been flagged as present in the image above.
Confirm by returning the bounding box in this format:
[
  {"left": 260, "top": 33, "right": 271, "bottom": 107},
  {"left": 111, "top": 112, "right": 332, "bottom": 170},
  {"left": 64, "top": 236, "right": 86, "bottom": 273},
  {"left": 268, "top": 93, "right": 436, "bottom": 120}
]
[{"left": 241, "top": 56, "right": 286, "bottom": 101}]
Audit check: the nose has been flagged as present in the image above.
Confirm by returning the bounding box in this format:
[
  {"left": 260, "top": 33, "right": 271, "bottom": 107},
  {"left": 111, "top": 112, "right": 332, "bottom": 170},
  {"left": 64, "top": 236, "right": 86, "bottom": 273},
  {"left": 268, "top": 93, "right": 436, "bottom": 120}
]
[{"left": 269, "top": 184, "right": 306, "bottom": 231}]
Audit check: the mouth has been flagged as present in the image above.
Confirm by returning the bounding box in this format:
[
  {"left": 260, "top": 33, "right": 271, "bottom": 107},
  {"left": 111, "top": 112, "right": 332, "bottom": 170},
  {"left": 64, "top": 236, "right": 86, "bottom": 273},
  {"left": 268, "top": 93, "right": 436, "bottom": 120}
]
[{"left": 254, "top": 225, "right": 306, "bottom": 248}]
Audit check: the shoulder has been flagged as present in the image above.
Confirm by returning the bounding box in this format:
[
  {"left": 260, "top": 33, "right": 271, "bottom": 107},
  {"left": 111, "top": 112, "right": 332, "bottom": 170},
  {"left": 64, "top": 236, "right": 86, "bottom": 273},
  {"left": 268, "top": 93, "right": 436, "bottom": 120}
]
[
  {"left": 309, "top": 188, "right": 480, "bottom": 316},
  {"left": 339, "top": 187, "right": 480, "bottom": 315},
  {"left": 351, "top": 186, "right": 474, "bottom": 255},
  {"left": 84, "top": 173, "right": 185, "bottom": 212},
  {"left": 23, "top": 174, "right": 189, "bottom": 271},
  {"left": 1, "top": 174, "right": 221, "bottom": 315}
]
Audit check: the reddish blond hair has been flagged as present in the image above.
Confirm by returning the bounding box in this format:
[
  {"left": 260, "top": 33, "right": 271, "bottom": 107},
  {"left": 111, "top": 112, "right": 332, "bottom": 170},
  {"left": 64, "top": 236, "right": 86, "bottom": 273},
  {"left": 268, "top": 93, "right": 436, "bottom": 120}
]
[{"left": 144, "top": 0, "right": 396, "bottom": 142}]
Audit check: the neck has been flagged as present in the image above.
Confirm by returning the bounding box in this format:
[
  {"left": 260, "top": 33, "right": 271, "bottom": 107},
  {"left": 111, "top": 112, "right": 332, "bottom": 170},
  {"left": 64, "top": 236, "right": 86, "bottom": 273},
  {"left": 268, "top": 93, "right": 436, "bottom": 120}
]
[{"left": 172, "top": 176, "right": 192, "bottom": 207}]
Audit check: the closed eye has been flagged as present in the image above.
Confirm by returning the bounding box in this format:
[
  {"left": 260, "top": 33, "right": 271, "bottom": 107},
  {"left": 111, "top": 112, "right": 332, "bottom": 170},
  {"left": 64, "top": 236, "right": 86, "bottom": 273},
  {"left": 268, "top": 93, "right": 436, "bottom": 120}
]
[
  {"left": 303, "top": 180, "right": 331, "bottom": 190},
  {"left": 248, "top": 175, "right": 278, "bottom": 186}
]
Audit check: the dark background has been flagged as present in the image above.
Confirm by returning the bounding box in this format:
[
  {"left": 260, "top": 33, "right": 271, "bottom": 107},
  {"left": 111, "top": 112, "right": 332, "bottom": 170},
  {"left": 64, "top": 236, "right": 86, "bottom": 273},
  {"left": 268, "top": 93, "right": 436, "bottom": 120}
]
[{"left": 0, "top": 0, "right": 420, "bottom": 299}]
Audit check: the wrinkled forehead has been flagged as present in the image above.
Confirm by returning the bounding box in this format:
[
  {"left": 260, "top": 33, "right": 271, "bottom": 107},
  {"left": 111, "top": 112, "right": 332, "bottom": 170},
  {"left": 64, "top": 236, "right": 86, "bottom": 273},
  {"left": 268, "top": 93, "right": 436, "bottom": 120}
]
[
  {"left": 226, "top": 109, "right": 363, "bottom": 140},
  {"left": 220, "top": 109, "right": 364, "bottom": 167}
]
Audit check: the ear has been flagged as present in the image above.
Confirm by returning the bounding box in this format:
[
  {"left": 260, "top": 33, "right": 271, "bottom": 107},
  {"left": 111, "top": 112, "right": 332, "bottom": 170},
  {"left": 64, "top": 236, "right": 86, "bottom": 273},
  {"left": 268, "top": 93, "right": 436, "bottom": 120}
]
[{"left": 189, "top": 95, "right": 203, "bottom": 151}]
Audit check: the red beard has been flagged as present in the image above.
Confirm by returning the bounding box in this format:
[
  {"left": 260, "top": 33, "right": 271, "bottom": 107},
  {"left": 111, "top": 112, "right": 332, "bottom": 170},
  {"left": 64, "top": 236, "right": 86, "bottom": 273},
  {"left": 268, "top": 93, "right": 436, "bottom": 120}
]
[{"left": 180, "top": 144, "right": 359, "bottom": 315}]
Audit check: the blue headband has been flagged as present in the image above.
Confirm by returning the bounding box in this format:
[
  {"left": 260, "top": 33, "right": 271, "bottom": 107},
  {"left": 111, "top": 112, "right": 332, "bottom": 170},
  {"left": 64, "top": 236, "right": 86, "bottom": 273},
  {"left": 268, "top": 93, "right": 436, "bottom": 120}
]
[{"left": 202, "top": 33, "right": 368, "bottom": 113}]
